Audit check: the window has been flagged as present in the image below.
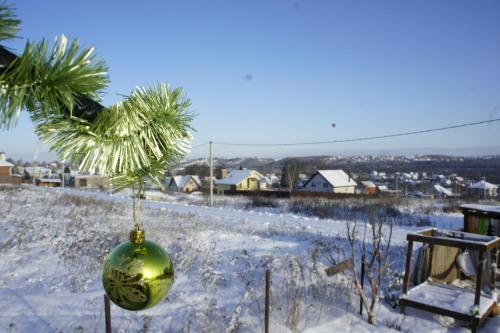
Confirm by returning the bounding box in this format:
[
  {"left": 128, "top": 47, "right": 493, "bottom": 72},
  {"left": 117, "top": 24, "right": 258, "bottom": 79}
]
[
  {"left": 311, "top": 182, "right": 316, "bottom": 187},
  {"left": 79, "top": 179, "right": 87, "bottom": 187},
  {"left": 323, "top": 183, "right": 328, "bottom": 188}
]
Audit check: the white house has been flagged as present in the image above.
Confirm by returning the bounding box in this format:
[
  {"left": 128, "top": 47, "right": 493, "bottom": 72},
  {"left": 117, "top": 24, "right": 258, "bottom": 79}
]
[
  {"left": 168, "top": 175, "right": 201, "bottom": 193},
  {"left": 302, "top": 170, "right": 357, "bottom": 194},
  {"left": 469, "top": 180, "right": 498, "bottom": 199},
  {"left": 433, "top": 184, "right": 454, "bottom": 198}
]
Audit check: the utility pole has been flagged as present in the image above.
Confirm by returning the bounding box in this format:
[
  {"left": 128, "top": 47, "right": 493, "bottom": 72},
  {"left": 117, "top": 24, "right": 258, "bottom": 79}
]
[
  {"left": 61, "top": 160, "right": 65, "bottom": 188},
  {"left": 395, "top": 177, "right": 399, "bottom": 198},
  {"left": 209, "top": 141, "right": 213, "bottom": 207},
  {"left": 483, "top": 176, "right": 486, "bottom": 200}
]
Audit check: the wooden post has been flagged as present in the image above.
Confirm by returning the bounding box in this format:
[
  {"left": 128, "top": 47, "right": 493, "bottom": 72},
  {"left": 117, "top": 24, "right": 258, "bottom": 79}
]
[
  {"left": 104, "top": 294, "right": 111, "bottom": 333},
  {"left": 427, "top": 244, "right": 435, "bottom": 280},
  {"left": 265, "top": 269, "right": 270, "bottom": 333},
  {"left": 401, "top": 240, "right": 413, "bottom": 314},
  {"left": 209, "top": 141, "right": 213, "bottom": 207},
  {"left": 359, "top": 254, "right": 365, "bottom": 315},
  {"left": 474, "top": 250, "right": 485, "bottom": 307},
  {"left": 491, "top": 249, "right": 498, "bottom": 293}
]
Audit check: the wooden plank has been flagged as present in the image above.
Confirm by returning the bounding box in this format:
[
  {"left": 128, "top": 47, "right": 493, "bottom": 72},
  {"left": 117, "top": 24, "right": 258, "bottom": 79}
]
[
  {"left": 399, "top": 298, "right": 473, "bottom": 322},
  {"left": 402, "top": 240, "right": 413, "bottom": 296},
  {"left": 325, "top": 259, "right": 353, "bottom": 276},
  {"left": 474, "top": 250, "right": 485, "bottom": 307},
  {"left": 407, "top": 234, "right": 488, "bottom": 251}
]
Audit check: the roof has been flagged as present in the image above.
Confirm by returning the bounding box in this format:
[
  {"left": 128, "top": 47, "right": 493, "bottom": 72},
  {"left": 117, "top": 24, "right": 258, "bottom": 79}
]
[
  {"left": 215, "top": 169, "right": 263, "bottom": 185},
  {"left": 433, "top": 184, "right": 454, "bottom": 197},
  {"left": 75, "top": 174, "right": 108, "bottom": 179},
  {"left": 172, "top": 175, "right": 201, "bottom": 189},
  {"left": 38, "top": 178, "right": 61, "bottom": 183},
  {"left": 361, "top": 180, "right": 376, "bottom": 188},
  {"left": 460, "top": 204, "right": 500, "bottom": 215},
  {"left": 305, "top": 170, "right": 357, "bottom": 188},
  {"left": 0, "top": 152, "right": 13, "bottom": 167},
  {"left": 0, "top": 159, "right": 13, "bottom": 167},
  {"left": 469, "top": 180, "right": 498, "bottom": 190}
]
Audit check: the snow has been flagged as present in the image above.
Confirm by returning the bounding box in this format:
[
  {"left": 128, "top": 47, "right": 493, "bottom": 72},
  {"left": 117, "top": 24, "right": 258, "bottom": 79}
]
[
  {"left": 433, "top": 184, "right": 454, "bottom": 197},
  {"left": 171, "top": 175, "right": 201, "bottom": 189},
  {"left": 460, "top": 204, "right": 500, "bottom": 214},
  {"left": 216, "top": 169, "right": 263, "bottom": 185},
  {"left": 0, "top": 185, "right": 499, "bottom": 332},
  {"left": 38, "top": 178, "right": 62, "bottom": 183},
  {"left": 469, "top": 180, "right": 498, "bottom": 190},
  {"left": 0, "top": 160, "right": 13, "bottom": 167},
  {"left": 315, "top": 170, "right": 357, "bottom": 187},
  {"left": 0, "top": 152, "right": 13, "bottom": 167},
  {"left": 401, "top": 282, "right": 495, "bottom": 317}
]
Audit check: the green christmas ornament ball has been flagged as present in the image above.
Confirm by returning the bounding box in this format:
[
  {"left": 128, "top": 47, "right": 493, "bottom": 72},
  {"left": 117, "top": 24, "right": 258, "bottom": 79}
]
[{"left": 102, "top": 227, "right": 174, "bottom": 311}]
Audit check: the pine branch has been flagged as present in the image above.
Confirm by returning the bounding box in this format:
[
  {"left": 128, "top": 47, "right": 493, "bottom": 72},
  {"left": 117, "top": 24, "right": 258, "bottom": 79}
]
[
  {"left": 0, "top": 2, "right": 20, "bottom": 42},
  {"left": 0, "top": 35, "right": 108, "bottom": 129},
  {"left": 35, "top": 83, "right": 195, "bottom": 189}
]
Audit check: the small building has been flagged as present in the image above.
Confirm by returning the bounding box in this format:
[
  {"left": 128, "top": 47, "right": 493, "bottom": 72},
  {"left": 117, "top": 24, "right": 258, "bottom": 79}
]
[
  {"left": 37, "top": 178, "right": 61, "bottom": 187},
  {"left": 0, "top": 152, "right": 22, "bottom": 185},
  {"left": 468, "top": 180, "right": 498, "bottom": 199},
  {"left": 377, "top": 185, "right": 400, "bottom": 195},
  {"left": 19, "top": 166, "right": 52, "bottom": 179},
  {"left": 215, "top": 169, "right": 263, "bottom": 194},
  {"left": 168, "top": 175, "right": 201, "bottom": 193},
  {"left": 360, "top": 180, "right": 378, "bottom": 194},
  {"left": 0, "top": 152, "right": 13, "bottom": 176},
  {"left": 74, "top": 175, "right": 110, "bottom": 189},
  {"left": 301, "top": 170, "right": 357, "bottom": 194},
  {"left": 460, "top": 204, "right": 500, "bottom": 236},
  {"left": 432, "top": 184, "right": 454, "bottom": 198}
]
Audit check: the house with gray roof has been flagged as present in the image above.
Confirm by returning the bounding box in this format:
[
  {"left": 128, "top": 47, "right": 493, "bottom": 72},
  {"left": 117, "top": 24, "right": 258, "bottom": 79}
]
[{"left": 302, "top": 170, "right": 357, "bottom": 194}]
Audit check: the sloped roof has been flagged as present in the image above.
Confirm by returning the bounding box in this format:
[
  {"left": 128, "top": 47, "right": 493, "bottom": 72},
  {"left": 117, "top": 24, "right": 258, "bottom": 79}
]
[
  {"left": 0, "top": 152, "right": 13, "bottom": 167},
  {"left": 172, "top": 175, "right": 201, "bottom": 189},
  {"left": 460, "top": 204, "right": 500, "bottom": 214},
  {"left": 215, "top": 169, "right": 263, "bottom": 185},
  {"left": 433, "top": 184, "right": 454, "bottom": 197},
  {"left": 361, "top": 180, "right": 376, "bottom": 188},
  {"left": 0, "top": 159, "right": 13, "bottom": 167},
  {"left": 469, "top": 180, "right": 498, "bottom": 190},
  {"left": 312, "top": 170, "right": 357, "bottom": 188}
]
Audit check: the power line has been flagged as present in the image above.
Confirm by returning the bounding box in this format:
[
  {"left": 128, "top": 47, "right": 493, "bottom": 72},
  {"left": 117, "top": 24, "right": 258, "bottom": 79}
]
[
  {"left": 212, "top": 118, "right": 500, "bottom": 147},
  {"left": 190, "top": 142, "right": 210, "bottom": 149}
]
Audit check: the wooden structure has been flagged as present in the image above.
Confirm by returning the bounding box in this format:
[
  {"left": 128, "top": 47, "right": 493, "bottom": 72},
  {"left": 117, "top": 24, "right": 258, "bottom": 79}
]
[
  {"left": 400, "top": 228, "right": 499, "bottom": 332},
  {"left": 460, "top": 204, "right": 500, "bottom": 236}
]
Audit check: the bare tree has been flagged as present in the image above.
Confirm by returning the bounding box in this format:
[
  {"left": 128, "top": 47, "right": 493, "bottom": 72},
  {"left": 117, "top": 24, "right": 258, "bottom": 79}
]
[
  {"left": 281, "top": 161, "right": 299, "bottom": 191},
  {"left": 346, "top": 213, "right": 393, "bottom": 325}
]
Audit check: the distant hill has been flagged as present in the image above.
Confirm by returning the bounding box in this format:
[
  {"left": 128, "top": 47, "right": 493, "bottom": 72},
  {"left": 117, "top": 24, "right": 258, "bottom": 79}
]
[{"left": 180, "top": 154, "right": 500, "bottom": 184}]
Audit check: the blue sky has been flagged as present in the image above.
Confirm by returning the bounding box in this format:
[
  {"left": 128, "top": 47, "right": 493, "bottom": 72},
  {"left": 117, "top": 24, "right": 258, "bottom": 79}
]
[{"left": 1, "top": 0, "right": 500, "bottom": 160}]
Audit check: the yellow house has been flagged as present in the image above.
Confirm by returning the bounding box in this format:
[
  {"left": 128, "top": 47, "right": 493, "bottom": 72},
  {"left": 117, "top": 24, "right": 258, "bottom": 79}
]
[
  {"left": 75, "top": 175, "right": 110, "bottom": 189},
  {"left": 215, "top": 169, "right": 263, "bottom": 194}
]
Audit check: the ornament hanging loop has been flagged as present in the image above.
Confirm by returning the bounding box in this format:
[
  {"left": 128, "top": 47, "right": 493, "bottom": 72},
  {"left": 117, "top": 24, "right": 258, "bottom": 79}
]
[{"left": 129, "top": 225, "right": 145, "bottom": 245}]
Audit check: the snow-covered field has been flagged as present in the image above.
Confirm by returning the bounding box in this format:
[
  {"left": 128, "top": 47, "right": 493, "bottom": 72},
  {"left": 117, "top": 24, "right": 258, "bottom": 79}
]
[{"left": 0, "top": 185, "right": 498, "bottom": 332}]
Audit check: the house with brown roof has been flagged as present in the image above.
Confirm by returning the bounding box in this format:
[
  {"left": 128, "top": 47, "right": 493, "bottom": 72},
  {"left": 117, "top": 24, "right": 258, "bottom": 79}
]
[{"left": 0, "top": 152, "right": 21, "bottom": 185}]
